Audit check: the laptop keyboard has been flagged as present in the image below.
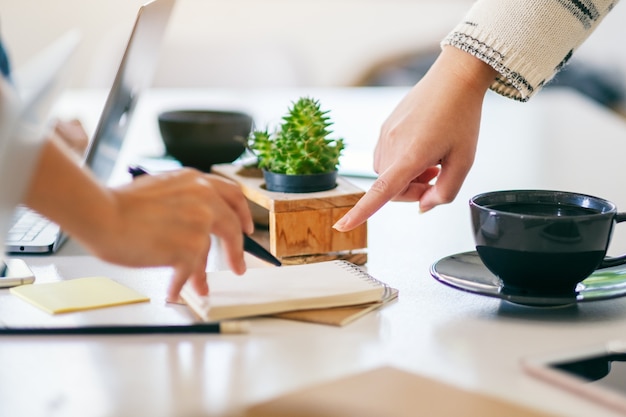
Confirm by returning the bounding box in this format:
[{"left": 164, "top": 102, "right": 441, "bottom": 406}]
[{"left": 7, "top": 206, "right": 51, "bottom": 242}]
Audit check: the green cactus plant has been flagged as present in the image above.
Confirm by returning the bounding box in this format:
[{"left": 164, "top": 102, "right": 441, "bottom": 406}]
[{"left": 249, "top": 97, "right": 344, "bottom": 175}]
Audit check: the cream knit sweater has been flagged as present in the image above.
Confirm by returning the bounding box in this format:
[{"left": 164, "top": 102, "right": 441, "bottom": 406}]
[{"left": 442, "top": 0, "right": 620, "bottom": 101}]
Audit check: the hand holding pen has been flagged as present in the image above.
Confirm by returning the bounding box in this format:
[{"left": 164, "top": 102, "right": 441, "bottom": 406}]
[
  {"left": 95, "top": 166, "right": 258, "bottom": 301},
  {"left": 128, "top": 166, "right": 281, "bottom": 279}
]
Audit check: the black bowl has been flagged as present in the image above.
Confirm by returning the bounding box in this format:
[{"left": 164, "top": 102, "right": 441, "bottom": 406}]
[{"left": 158, "top": 110, "right": 253, "bottom": 172}]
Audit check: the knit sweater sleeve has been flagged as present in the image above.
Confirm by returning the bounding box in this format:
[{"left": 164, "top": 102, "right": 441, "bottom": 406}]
[{"left": 441, "top": 0, "right": 620, "bottom": 101}]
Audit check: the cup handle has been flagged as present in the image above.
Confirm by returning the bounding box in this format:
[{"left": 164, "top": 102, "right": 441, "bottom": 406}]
[{"left": 599, "top": 212, "right": 626, "bottom": 268}]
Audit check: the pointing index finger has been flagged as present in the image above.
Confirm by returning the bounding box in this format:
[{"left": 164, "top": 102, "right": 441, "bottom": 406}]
[{"left": 333, "top": 164, "right": 413, "bottom": 232}]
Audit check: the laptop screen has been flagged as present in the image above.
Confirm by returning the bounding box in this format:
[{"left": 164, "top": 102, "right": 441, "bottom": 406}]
[{"left": 84, "top": 0, "right": 175, "bottom": 183}]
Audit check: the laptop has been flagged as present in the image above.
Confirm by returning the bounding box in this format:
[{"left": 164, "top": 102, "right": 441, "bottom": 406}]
[
  {"left": 0, "top": 31, "right": 80, "bottom": 285},
  {"left": 6, "top": 0, "right": 175, "bottom": 254}
]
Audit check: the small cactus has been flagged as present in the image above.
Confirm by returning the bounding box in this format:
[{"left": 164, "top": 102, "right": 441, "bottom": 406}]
[{"left": 249, "top": 97, "right": 344, "bottom": 175}]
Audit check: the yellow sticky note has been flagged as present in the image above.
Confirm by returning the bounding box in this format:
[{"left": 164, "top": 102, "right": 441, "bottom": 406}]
[{"left": 10, "top": 277, "right": 150, "bottom": 314}]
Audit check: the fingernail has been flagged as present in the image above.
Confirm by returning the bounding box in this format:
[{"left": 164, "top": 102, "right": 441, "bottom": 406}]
[
  {"left": 166, "top": 295, "right": 185, "bottom": 305},
  {"left": 419, "top": 204, "right": 432, "bottom": 214},
  {"left": 332, "top": 215, "right": 350, "bottom": 231}
]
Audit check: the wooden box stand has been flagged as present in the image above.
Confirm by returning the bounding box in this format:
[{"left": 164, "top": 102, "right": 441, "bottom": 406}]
[{"left": 211, "top": 164, "right": 367, "bottom": 265}]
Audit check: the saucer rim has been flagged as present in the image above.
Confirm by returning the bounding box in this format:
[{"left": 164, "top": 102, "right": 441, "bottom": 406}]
[{"left": 430, "top": 251, "right": 626, "bottom": 306}]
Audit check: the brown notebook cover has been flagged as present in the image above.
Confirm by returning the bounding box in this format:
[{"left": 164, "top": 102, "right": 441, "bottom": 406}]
[
  {"left": 270, "top": 287, "right": 398, "bottom": 326},
  {"left": 246, "top": 366, "right": 559, "bottom": 417}
]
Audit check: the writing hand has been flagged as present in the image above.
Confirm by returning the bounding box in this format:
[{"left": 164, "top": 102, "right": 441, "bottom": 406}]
[{"left": 98, "top": 169, "right": 254, "bottom": 301}]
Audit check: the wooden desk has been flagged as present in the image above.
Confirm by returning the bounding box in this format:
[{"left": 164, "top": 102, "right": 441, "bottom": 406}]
[{"left": 2, "top": 87, "right": 626, "bottom": 417}]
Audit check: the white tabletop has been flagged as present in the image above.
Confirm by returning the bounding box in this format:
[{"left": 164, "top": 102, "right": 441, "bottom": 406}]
[{"left": 2, "top": 87, "right": 626, "bottom": 417}]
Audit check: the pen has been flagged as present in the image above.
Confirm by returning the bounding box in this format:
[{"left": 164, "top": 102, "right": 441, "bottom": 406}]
[
  {"left": 0, "top": 321, "right": 250, "bottom": 335},
  {"left": 127, "top": 165, "right": 282, "bottom": 267}
]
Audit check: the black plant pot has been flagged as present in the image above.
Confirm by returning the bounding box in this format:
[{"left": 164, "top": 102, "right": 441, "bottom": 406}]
[{"left": 262, "top": 170, "right": 338, "bottom": 193}]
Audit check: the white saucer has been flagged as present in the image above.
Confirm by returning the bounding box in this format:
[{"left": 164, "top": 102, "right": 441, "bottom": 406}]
[{"left": 430, "top": 251, "right": 626, "bottom": 307}]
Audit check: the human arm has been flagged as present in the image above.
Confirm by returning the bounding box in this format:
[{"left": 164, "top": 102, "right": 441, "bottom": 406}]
[
  {"left": 24, "top": 136, "right": 254, "bottom": 301},
  {"left": 333, "top": 0, "right": 619, "bottom": 232},
  {"left": 443, "top": 0, "right": 619, "bottom": 102}
]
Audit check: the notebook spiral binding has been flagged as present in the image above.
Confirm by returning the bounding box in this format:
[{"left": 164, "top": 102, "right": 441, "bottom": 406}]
[{"left": 335, "top": 260, "right": 393, "bottom": 297}]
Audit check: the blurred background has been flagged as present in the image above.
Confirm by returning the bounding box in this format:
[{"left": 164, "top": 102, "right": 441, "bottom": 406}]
[{"left": 1, "top": 0, "right": 625, "bottom": 113}]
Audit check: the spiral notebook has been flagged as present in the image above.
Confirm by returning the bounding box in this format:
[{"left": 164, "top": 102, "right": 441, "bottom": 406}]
[{"left": 181, "top": 261, "right": 391, "bottom": 322}]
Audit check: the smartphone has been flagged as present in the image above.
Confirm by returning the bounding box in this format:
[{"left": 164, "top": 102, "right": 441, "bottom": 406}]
[
  {"left": 0, "top": 259, "right": 36, "bottom": 288},
  {"left": 523, "top": 340, "right": 626, "bottom": 414}
]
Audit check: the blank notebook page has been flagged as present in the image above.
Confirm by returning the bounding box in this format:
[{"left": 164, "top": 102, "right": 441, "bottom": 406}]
[{"left": 181, "top": 260, "right": 388, "bottom": 322}]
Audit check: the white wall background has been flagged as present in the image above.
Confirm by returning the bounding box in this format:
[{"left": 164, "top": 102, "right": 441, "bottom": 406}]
[
  {"left": 0, "top": 0, "right": 469, "bottom": 88},
  {"left": 0, "top": 0, "right": 624, "bottom": 89}
]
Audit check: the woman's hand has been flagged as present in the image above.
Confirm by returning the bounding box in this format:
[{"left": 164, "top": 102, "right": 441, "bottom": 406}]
[
  {"left": 25, "top": 137, "right": 253, "bottom": 301},
  {"left": 334, "top": 47, "right": 497, "bottom": 232},
  {"left": 95, "top": 170, "right": 255, "bottom": 301},
  {"left": 52, "top": 119, "right": 89, "bottom": 157}
]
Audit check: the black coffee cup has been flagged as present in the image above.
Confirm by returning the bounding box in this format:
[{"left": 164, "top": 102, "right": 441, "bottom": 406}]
[{"left": 470, "top": 190, "right": 626, "bottom": 296}]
